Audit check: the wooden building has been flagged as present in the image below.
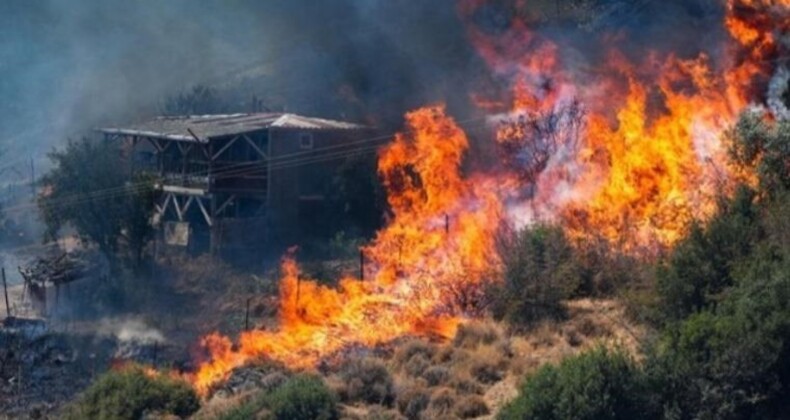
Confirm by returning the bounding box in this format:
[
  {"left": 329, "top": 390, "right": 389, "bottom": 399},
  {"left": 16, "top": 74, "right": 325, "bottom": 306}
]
[{"left": 98, "top": 113, "right": 370, "bottom": 255}]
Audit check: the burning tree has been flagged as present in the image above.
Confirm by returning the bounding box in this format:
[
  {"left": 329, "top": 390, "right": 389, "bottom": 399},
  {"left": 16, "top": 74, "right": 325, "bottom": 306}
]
[{"left": 496, "top": 99, "right": 585, "bottom": 184}]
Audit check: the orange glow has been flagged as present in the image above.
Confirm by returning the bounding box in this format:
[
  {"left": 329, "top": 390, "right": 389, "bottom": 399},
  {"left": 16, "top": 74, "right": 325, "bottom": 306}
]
[
  {"left": 459, "top": 0, "right": 783, "bottom": 250},
  {"left": 191, "top": 106, "right": 504, "bottom": 394}
]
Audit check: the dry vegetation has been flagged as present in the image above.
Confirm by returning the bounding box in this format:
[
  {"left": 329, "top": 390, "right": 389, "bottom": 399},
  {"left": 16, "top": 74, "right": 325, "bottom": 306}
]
[{"left": 194, "top": 297, "right": 645, "bottom": 419}]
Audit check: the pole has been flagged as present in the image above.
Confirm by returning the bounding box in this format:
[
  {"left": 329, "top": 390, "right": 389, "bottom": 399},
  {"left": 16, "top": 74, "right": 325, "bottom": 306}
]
[
  {"left": 29, "top": 157, "right": 36, "bottom": 199},
  {"left": 2, "top": 267, "right": 10, "bottom": 318},
  {"left": 244, "top": 297, "right": 251, "bottom": 331},
  {"left": 445, "top": 214, "right": 450, "bottom": 235},
  {"left": 359, "top": 250, "right": 365, "bottom": 280}
]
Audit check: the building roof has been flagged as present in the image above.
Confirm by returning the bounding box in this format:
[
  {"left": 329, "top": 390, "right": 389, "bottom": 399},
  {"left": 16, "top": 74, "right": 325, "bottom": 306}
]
[{"left": 98, "top": 113, "right": 367, "bottom": 143}]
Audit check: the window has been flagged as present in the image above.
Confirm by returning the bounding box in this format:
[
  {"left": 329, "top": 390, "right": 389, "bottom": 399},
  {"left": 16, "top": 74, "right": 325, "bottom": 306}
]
[{"left": 299, "top": 132, "right": 314, "bottom": 150}]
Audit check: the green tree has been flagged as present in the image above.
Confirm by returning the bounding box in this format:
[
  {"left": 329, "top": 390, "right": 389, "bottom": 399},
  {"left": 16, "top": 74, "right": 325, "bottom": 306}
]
[
  {"left": 38, "top": 138, "right": 155, "bottom": 266},
  {"left": 656, "top": 186, "right": 759, "bottom": 322},
  {"left": 492, "top": 225, "right": 582, "bottom": 328},
  {"left": 728, "top": 110, "right": 790, "bottom": 196}
]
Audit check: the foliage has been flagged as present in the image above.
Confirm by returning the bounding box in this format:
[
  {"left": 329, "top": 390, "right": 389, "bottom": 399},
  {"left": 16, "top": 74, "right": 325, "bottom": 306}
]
[
  {"left": 38, "top": 138, "right": 155, "bottom": 266},
  {"left": 261, "top": 374, "right": 338, "bottom": 420},
  {"left": 63, "top": 366, "right": 199, "bottom": 420},
  {"left": 656, "top": 186, "right": 760, "bottom": 322},
  {"left": 648, "top": 197, "right": 790, "bottom": 418},
  {"left": 499, "top": 346, "right": 652, "bottom": 420},
  {"left": 162, "top": 85, "right": 225, "bottom": 116},
  {"left": 728, "top": 110, "right": 790, "bottom": 196},
  {"left": 493, "top": 224, "right": 582, "bottom": 328}
]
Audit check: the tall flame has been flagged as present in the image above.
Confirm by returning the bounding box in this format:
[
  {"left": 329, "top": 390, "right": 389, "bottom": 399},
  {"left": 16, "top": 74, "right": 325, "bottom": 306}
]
[
  {"left": 192, "top": 107, "right": 503, "bottom": 394},
  {"left": 460, "top": 0, "right": 784, "bottom": 250}
]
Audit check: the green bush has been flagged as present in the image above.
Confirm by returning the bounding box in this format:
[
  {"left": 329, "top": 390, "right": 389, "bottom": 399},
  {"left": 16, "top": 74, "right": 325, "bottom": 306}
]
[
  {"left": 262, "top": 374, "right": 338, "bottom": 420},
  {"left": 656, "top": 186, "right": 759, "bottom": 322},
  {"left": 64, "top": 366, "right": 199, "bottom": 420},
  {"left": 650, "top": 242, "right": 790, "bottom": 419},
  {"left": 493, "top": 225, "right": 582, "bottom": 328},
  {"left": 499, "top": 346, "right": 652, "bottom": 420}
]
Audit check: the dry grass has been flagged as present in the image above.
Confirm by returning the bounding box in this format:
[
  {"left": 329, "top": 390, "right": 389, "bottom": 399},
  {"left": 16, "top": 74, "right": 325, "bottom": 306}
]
[
  {"left": 204, "top": 298, "right": 647, "bottom": 420},
  {"left": 454, "top": 395, "right": 490, "bottom": 419},
  {"left": 336, "top": 357, "right": 395, "bottom": 406}
]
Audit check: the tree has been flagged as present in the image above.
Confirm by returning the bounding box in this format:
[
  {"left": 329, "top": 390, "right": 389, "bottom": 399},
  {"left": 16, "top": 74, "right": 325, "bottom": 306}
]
[
  {"left": 499, "top": 346, "right": 654, "bottom": 420},
  {"left": 492, "top": 225, "right": 582, "bottom": 328},
  {"left": 728, "top": 110, "right": 790, "bottom": 196},
  {"left": 656, "top": 186, "right": 759, "bottom": 322},
  {"left": 38, "top": 138, "right": 155, "bottom": 266},
  {"left": 162, "top": 85, "right": 225, "bottom": 116}
]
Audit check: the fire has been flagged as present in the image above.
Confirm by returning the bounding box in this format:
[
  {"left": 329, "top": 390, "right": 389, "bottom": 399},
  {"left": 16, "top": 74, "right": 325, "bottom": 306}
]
[
  {"left": 191, "top": 107, "right": 503, "bottom": 394},
  {"left": 188, "top": 1, "right": 788, "bottom": 393},
  {"left": 460, "top": 0, "right": 784, "bottom": 250}
]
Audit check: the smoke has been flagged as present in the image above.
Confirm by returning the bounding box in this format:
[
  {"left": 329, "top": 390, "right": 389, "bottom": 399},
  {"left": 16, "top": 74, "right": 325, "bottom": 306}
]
[
  {"left": 98, "top": 317, "right": 164, "bottom": 344},
  {"left": 0, "top": 1, "right": 749, "bottom": 164},
  {"left": 0, "top": 0, "right": 493, "bottom": 164}
]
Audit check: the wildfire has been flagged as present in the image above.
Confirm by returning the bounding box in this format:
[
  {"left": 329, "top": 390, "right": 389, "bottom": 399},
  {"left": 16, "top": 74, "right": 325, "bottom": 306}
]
[
  {"left": 189, "top": 1, "right": 788, "bottom": 393},
  {"left": 459, "top": 0, "right": 785, "bottom": 250},
  {"left": 191, "top": 107, "right": 503, "bottom": 394}
]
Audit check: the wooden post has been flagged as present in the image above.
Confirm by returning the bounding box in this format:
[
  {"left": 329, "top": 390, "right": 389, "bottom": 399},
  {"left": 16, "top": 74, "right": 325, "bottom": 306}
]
[
  {"left": 29, "top": 157, "right": 36, "bottom": 199},
  {"left": 445, "top": 214, "right": 450, "bottom": 235},
  {"left": 359, "top": 250, "right": 365, "bottom": 280},
  {"left": 2, "top": 267, "right": 10, "bottom": 318},
  {"left": 244, "top": 297, "right": 251, "bottom": 331}
]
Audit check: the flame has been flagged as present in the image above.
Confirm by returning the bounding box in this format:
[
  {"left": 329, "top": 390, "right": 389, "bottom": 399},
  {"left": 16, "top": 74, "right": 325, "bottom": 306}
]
[
  {"left": 191, "top": 106, "right": 503, "bottom": 394},
  {"left": 460, "top": 0, "right": 783, "bottom": 250},
  {"left": 187, "top": 1, "right": 788, "bottom": 394}
]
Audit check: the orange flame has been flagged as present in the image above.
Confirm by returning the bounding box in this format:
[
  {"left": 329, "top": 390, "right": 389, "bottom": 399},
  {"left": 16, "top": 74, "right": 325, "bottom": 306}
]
[
  {"left": 191, "top": 106, "right": 504, "bottom": 394},
  {"left": 460, "top": 0, "right": 783, "bottom": 250},
  {"left": 189, "top": 1, "right": 787, "bottom": 394}
]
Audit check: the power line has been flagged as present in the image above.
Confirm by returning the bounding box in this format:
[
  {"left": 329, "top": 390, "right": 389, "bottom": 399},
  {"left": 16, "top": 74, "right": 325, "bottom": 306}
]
[{"left": 3, "top": 117, "right": 492, "bottom": 214}]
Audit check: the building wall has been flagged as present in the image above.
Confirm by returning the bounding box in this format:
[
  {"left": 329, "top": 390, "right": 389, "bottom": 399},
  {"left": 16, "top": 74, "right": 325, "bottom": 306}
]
[{"left": 267, "top": 128, "right": 367, "bottom": 242}]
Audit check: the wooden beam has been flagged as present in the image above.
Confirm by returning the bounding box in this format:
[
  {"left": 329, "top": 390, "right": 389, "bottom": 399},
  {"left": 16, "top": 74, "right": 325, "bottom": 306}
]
[
  {"left": 176, "top": 142, "right": 194, "bottom": 156},
  {"left": 160, "top": 185, "right": 208, "bottom": 196},
  {"left": 243, "top": 134, "right": 268, "bottom": 160},
  {"left": 173, "top": 195, "right": 184, "bottom": 221},
  {"left": 196, "top": 198, "right": 213, "bottom": 227},
  {"left": 147, "top": 137, "right": 163, "bottom": 152},
  {"left": 215, "top": 195, "right": 236, "bottom": 216},
  {"left": 211, "top": 135, "right": 240, "bottom": 161}
]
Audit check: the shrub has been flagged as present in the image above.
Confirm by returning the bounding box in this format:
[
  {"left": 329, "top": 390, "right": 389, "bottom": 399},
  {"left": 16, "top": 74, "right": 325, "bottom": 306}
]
[
  {"left": 498, "top": 346, "right": 652, "bottom": 420},
  {"left": 422, "top": 366, "right": 451, "bottom": 386},
  {"left": 649, "top": 241, "right": 790, "bottom": 418},
  {"left": 424, "top": 387, "right": 456, "bottom": 418},
  {"left": 452, "top": 321, "right": 501, "bottom": 349},
  {"left": 261, "top": 374, "right": 338, "bottom": 420},
  {"left": 393, "top": 340, "right": 436, "bottom": 368},
  {"left": 454, "top": 395, "right": 490, "bottom": 418},
  {"left": 656, "top": 187, "right": 759, "bottom": 322},
  {"left": 493, "top": 225, "right": 581, "bottom": 329},
  {"left": 395, "top": 382, "right": 430, "bottom": 420},
  {"left": 63, "top": 366, "right": 199, "bottom": 420},
  {"left": 339, "top": 358, "right": 395, "bottom": 406},
  {"left": 448, "top": 371, "right": 484, "bottom": 395},
  {"left": 467, "top": 345, "right": 506, "bottom": 385}
]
